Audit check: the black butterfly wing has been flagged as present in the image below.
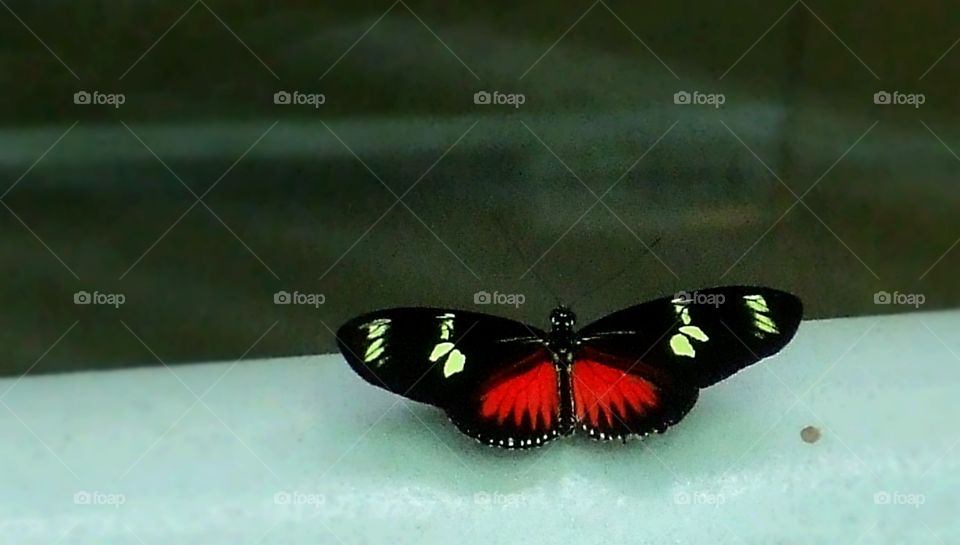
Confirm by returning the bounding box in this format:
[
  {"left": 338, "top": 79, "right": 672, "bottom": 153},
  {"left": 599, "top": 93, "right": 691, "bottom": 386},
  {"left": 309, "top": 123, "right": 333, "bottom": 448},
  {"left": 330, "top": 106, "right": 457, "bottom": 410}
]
[
  {"left": 337, "top": 308, "right": 564, "bottom": 448},
  {"left": 578, "top": 286, "right": 803, "bottom": 388},
  {"left": 571, "top": 286, "right": 802, "bottom": 440}
]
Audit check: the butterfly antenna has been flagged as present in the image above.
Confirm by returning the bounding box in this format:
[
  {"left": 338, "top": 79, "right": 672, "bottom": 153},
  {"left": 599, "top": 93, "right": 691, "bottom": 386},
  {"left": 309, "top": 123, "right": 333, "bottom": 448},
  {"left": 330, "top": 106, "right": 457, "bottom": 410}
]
[{"left": 565, "top": 234, "right": 664, "bottom": 309}]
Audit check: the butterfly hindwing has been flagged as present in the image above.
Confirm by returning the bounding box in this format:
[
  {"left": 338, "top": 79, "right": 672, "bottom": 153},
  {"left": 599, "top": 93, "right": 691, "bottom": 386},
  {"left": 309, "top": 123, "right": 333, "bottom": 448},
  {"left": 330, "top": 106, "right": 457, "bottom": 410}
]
[
  {"left": 446, "top": 348, "right": 564, "bottom": 448},
  {"left": 571, "top": 346, "right": 698, "bottom": 440},
  {"left": 578, "top": 286, "right": 803, "bottom": 388}
]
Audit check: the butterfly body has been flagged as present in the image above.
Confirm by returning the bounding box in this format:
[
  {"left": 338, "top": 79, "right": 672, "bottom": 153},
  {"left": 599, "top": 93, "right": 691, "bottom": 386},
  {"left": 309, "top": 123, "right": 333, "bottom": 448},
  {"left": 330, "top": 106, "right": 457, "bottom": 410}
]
[
  {"left": 336, "top": 286, "right": 803, "bottom": 449},
  {"left": 540, "top": 306, "right": 580, "bottom": 437}
]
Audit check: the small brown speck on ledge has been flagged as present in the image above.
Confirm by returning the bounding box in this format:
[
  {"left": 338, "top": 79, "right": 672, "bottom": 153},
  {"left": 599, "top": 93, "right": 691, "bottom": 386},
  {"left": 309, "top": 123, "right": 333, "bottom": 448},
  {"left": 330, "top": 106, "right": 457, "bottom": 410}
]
[{"left": 801, "top": 425, "right": 821, "bottom": 444}]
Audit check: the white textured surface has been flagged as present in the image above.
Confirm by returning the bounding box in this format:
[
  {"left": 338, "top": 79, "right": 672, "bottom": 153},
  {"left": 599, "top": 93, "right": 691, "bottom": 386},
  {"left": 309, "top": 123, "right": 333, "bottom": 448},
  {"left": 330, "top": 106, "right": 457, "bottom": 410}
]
[{"left": 1, "top": 311, "right": 958, "bottom": 544}]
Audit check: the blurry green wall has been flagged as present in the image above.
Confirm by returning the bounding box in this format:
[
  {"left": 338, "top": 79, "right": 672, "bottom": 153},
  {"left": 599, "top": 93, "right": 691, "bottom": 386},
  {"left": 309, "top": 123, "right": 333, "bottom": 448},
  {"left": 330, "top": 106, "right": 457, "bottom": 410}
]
[{"left": 1, "top": 1, "right": 957, "bottom": 375}]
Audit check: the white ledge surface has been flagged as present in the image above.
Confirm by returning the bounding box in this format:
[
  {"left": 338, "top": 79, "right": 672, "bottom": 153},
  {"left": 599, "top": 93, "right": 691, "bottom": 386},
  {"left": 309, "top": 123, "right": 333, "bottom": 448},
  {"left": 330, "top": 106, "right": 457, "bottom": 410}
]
[{"left": 2, "top": 310, "right": 959, "bottom": 544}]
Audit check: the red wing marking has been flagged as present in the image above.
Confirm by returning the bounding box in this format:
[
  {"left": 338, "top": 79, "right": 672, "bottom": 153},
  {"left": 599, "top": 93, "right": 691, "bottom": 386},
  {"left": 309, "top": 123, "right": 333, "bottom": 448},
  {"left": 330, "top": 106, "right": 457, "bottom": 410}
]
[
  {"left": 572, "top": 359, "right": 659, "bottom": 428},
  {"left": 479, "top": 361, "right": 558, "bottom": 431}
]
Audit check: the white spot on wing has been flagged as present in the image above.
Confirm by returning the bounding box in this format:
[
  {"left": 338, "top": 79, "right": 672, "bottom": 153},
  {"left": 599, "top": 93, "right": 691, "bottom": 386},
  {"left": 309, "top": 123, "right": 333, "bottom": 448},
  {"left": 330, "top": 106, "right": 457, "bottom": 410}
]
[
  {"left": 438, "top": 313, "right": 455, "bottom": 341},
  {"left": 670, "top": 334, "right": 696, "bottom": 358},
  {"left": 429, "top": 342, "right": 455, "bottom": 361},
  {"left": 362, "top": 319, "right": 391, "bottom": 364},
  {"left": 429, "top": 341, "right": 466, "bottom": 377},
  {"left": 364, "top": 337, "right": 386, "bottom": 363},
  {"left": 442, "top": 349, "right": 466, "bottom": 377},
  {"left": 679, "top": 325, "right": 709, "bottom": 342}
]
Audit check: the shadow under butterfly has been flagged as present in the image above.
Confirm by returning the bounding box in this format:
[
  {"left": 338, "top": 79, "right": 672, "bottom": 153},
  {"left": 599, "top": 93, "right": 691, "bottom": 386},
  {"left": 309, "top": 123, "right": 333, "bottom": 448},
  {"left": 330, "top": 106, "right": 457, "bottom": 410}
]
[{"left": 336, "top": 286, "right": 802, "bottom": 449}]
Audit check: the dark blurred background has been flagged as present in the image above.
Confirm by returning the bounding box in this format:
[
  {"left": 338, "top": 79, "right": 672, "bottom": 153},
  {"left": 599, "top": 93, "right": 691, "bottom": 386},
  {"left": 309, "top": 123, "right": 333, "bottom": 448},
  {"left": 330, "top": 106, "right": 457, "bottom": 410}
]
[{"left": 1, "top": 1, "right": 957, "bottom": 376}]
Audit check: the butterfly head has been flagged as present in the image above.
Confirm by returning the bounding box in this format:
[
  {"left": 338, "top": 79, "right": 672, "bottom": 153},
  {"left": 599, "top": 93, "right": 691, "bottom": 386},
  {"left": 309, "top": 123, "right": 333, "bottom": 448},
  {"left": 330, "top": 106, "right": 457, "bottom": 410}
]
[{"left": 549, "top": 306, "right": 577, "bottom": 333}]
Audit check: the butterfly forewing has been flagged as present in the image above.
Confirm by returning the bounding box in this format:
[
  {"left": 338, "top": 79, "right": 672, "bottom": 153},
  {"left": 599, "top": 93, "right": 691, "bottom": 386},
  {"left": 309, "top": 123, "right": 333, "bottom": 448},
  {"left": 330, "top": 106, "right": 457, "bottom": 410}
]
[
  {"left": 578, "top": 286, "right": 803, "bottom": 389},
  {"left": 337, "top": 308, "right": 546, "bottom": 406}
]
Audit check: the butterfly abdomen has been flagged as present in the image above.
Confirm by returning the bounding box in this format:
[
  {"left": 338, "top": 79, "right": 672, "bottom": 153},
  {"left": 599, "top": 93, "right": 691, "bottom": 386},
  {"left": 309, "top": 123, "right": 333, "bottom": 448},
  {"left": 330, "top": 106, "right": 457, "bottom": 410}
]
[{"left": 556, "top": 365, "right": 576, "bottom": 436}]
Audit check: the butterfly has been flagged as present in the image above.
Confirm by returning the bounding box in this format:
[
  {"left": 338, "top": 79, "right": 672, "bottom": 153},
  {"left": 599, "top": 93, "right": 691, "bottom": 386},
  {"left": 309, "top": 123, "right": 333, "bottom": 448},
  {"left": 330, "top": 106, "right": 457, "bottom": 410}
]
[{"left": 336, "top": 286, "right": 802, "bottom": 449}]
